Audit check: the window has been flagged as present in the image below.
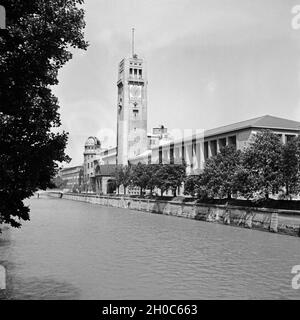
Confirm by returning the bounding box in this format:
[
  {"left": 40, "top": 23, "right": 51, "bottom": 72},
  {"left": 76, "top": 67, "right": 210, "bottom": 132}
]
[
  {"left": 219, "top": 138, "right": 226, "bottom": 150},
  {"left": 159, "top": 146, "right": 162, "bottom": 164},
  {"left": 170, "top": 144, "right": 174, "bottom": 164},
  {"left": 204, "top": 141, "right": 209, "bottom": 160},
  {"left": 210, "top": 140, "right": 217, "bottom": 156},
  {"left": 192, "top": 138, "right": 196, "bottom": 157},
  {"left": 228, "top": 136, "right": 237, "bottom": 149},
  {"left": 286, "top": 134, "right": 296, "bottom": 143},
  {"left": 133, "top": 110, "right": 139, "bottom": 118},
  {"left": 138, "top": 69, "right": 142, "bottom": 79}
]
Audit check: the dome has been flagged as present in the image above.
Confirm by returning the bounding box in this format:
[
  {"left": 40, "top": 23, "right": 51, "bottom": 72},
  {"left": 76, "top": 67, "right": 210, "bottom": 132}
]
[{"left": 85, "top": 136, "right": 101, "bottom": 147}]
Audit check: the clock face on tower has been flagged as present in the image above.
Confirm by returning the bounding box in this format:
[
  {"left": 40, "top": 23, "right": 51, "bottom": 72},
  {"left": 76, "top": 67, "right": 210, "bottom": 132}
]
[{"left": 129, "top": 84, "right": 142, "bottom": 99}]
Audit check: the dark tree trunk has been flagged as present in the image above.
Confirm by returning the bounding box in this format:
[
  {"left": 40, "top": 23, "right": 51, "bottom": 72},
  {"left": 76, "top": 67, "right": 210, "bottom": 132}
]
[{"left": 265, "top": 192, "right": 269, "bottom": 200}]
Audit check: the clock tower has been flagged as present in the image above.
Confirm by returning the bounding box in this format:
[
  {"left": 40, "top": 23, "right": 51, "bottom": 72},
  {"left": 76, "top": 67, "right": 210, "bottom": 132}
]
[{"left": 116, "top": 31, "right": 148, "bottom": 165}]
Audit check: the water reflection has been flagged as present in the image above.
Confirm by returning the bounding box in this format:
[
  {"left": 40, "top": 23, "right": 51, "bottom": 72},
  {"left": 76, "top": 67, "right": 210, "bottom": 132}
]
[{"left": 0, "top": 197, "right": 300, "bottom": 300}]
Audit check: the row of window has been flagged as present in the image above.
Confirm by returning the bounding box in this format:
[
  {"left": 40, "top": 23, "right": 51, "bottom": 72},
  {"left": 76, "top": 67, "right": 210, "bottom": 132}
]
[
  {"left": 276, "top": 134, "right": 296, "bottom": 142},
  {"left": 147, "top": 133, "right": 297, "bottom": 165},
  {"left": 130, "top": 61, "right": 142, "bottom": 66},
  {"left": 87, "top": 162, "right": 94, "bottom": 169},
  {"left": 204, "top": 136, "right": 237, "bottom": 160},
  {"left": 129, "top": 68, "right": 142, "bottom": 79},
  {"left": 151, "top": 136, "right": 237, "bottom": 165}
]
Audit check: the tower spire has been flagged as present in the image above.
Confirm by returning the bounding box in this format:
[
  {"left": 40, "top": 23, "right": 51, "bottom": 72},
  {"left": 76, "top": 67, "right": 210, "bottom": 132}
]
[{"left": 132, "top": 27, "right": 135, "bottom": 57}]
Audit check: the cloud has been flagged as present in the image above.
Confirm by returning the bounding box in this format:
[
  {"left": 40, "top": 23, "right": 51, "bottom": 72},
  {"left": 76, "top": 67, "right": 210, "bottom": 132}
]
[{"left": 54, "top": 0, "right": 300, "bottom": 166}]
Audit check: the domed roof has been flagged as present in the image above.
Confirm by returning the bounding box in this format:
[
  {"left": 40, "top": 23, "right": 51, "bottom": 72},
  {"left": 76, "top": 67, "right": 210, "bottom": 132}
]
[{"left": 85, "top": 136, "right": 101, "bottom": 147}]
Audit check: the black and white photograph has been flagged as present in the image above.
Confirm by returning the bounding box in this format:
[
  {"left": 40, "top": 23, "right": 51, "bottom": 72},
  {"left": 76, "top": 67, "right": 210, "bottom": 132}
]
[{"left": 1, "top": 0, "right": 300, "bottom": 307}]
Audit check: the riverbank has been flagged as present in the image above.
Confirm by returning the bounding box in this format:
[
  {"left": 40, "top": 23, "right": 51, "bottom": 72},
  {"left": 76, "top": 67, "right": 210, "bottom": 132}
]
[{"left": 48, "top": 192, "right": 300, "bottom": 237}]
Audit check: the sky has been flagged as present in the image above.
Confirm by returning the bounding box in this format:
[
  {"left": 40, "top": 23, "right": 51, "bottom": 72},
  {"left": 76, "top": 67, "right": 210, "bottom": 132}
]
[{"left": 53, "top": 0, "right": 300, "bottom": 166}]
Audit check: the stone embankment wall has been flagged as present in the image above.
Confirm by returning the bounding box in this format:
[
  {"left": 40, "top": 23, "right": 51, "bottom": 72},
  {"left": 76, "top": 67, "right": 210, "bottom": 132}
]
[{"left": 48, "top": 192, "right": 300, "bottom": 237}]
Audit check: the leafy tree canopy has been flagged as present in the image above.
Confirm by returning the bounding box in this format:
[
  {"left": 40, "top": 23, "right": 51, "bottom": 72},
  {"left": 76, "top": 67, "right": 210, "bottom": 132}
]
[
  {"left": 280, "top": 137, "right": 300, "bottom": 196},
  {"left": 202, "top": 146, "right": 242, "bottom": 199},
  {"left": 155, "top": 164, "right": 186, "bottom": 196},
  {"left": 131, "top": 163, "right": 150, "bottom": 195},
  {"left": 0, "top": 0, "right": 88, "bottom": 228},
  {"left": 242, "top": 130, "right": 282, "bottom": 199}
]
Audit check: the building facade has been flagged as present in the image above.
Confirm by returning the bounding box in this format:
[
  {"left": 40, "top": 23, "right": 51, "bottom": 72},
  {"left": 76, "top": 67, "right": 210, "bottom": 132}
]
[
  {"left": 116, "top": 53, "right": 148, "bottom": 165},
  {"left": 129, "top": 115, "right": 300, "bottom": 176},
  {"left": 64, "top": 46, "right": 300, "bottom": 196},
  {"left": 59, "top": 165, "right": 83, "bottom": 192},
  {"left": 83, "top": 136, "right": 102, "bottom": 192},
  {"left": 93, "top": 163, "right": 117, "bottom": 195}
]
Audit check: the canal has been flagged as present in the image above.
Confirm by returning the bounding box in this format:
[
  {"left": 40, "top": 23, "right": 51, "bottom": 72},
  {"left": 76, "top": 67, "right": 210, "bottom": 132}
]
[{"left": 0, "top": 196, "right": 300, "bottom": 299}]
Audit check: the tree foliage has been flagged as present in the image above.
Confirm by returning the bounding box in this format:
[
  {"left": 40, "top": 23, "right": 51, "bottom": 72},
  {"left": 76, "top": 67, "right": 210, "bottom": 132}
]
[
  {"left": 114, "top": 163, "right": 186, "bottom": 197},
  {"left": 114, "top": 165, "right": 132, "bottom": 195},
  {"left": 0, "top": 0, "right": 88, "bottom": 227},
  {"left": 131, "top": 163, "right": 151, "bottom": 195},
  {"left": 154, "top": 164, "right": 186, "bottom": 196},
  {"left": 145, "top": 164, "right": 159, "bottom": 195},
  {"left": 51, "top": 175, "right": 67, "bottom": 189},
  {"left": 280, "top": 137, "right": 300, "bottom": 196},
  {"left": 242, "top": 130, "right": 282, "bottom": 199},
  {"left": 184, "top": 175, "right": 201, "bottom": 197},
  {"left": 183, "top": 130, "right": 300, "bottom": 201},
  {"left": 201, "top": 146, "right": 242, "bottom": 199}
]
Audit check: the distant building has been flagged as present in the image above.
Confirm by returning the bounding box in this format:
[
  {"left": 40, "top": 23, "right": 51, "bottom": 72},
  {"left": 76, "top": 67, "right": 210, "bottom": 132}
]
[
  {"left": 147, "top": 125, "right": 172, "bottom": 149},
  {"left": 116, "top": 52, "right": 148, "bottom": 165},
  {"left": 81, "top": 35, "right": 300, "bottom": 195},
  {"left": 83, "top": 136, "right": 101, "bottom": 192},
  {"left": 59, "top": 165, "right": 83, "bottom": 192},
  {"left": 99, "top": 146, "right": 117, "bottom": 165},
  {"left": 94, "top": 162, "right": 118, "bottom": 194},
  {"left": 129, "top": 115, "right": 300, "bottom": 175}
]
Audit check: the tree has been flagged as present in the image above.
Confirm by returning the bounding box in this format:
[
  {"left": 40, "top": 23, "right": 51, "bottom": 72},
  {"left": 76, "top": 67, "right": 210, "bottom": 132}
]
[
  {"left": 184, "top": 175, "right": 201, "bottom": 198},
  {"left": 242, "top": 130, "right": 282, "bottom": 199},
  {"left": 232, "top": 166, "right": 257, "bottom": 200},
  {"left": 280, "top": 137, "right": 300, "bottom": 197},
  {"left": 202, "top": 146, "right": 242, "bottom": 199},
  {"left": 146, "top": 165, "right": 159, "bottom": 196},
  {"left": 0, "top": 1, "right": 88, "bottom": 228},
  {"left": 155, "top": 164, "right": 186, "bottom": 197},
  {"left": 131, "top": 163, "right": 149, "bottom": 196},
  {"left": 51, "top": 175, "right": 67, "bottom": 189},
  {"left": 114, "top": 165, "right": 124, "bottom": 194},
  {"left": 122, "top": 165, "right": 132, "bottom": 195},
  {"left": 72, "top": 183, "right": 80, "bottom": 193}
]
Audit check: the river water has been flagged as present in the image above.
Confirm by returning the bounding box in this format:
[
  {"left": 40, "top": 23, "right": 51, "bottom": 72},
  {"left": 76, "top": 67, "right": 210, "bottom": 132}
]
[{"left": 0, "top": 196, "right": 300, "bottom": 300}]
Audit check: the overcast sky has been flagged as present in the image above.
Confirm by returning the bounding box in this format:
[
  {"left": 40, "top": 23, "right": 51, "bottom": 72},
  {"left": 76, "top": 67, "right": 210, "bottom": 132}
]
[{"left": 53, "top": 0, "right": 300, "bottom": 166}]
